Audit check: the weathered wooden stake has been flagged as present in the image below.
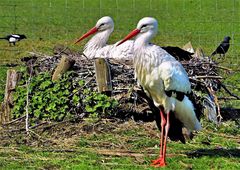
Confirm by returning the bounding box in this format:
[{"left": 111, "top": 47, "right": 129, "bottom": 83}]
[
  {"left": 193, "top": 48, "right": 205, "bottom": 58},
  {"left": 52, "top": 55, "right": 75, "bottom": 81},
  {"left": 0, "top": 69, "right": 19, "bottom": 124},
  {"left": 94, "top": 58, "right": 112, "bottom": 95},
  {"left": 182, "top": 41, "right": 194, "bottom": 53}
]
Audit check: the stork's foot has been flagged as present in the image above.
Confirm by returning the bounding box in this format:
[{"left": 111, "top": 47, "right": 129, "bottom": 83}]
[{"left": 150, "top": 157, "right": 167, "bottom": 167}]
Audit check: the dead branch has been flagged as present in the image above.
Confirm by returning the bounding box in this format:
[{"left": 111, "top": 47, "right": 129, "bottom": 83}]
[
  {"left": 220, "top": 83, "right": 240, "bottom": 99},
  {"left": 189, "top": 76, "right": 223, "bottom": 79},
  {"left": 2, "top": 115, "right": 26, "bottom": 126}
]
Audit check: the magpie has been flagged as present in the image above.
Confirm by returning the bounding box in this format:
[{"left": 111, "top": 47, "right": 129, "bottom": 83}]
[
  {"left": 211, "top": 36, "right": 231, "bottom": 57},
  {"left": 0, "top": 34, "right": 27, "bottom": 46}
]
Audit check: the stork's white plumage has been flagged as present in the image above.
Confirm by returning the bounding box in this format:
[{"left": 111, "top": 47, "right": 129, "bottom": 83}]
[
  {"left": 118, "top": 17, "right": 201, "bottom": 167},
  {"left": 74, "top": 16, "right": 133, "bottom": 60}
]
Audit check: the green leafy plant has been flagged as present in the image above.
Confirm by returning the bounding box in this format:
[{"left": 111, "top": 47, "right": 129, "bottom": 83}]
[
  {"left": 12, "top": 69, "right": 118, "bottom": 123},
  {"left": 83, "top": 90, "right": 118, "bottom": 116}
]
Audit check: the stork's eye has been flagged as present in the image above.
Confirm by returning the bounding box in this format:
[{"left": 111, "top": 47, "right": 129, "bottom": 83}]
[
  {"left": 141, "top": 24, "right": 148, "bottom": 29},
  {"left": 99, "top": 23, "right": 105, "bottom": 27}
]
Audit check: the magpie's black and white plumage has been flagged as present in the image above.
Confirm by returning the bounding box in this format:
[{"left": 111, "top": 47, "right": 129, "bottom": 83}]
[
  {"left": 211, "top": 36, "right": 231, "bottom": 57},
  {"left": 0, "top": 34, "right": 27, "bottom": 46}
]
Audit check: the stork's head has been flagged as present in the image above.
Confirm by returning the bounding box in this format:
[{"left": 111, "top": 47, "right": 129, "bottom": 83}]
[
  {"left": 117, "top": 17, "right": 158, "bottom": 46},
  {"left": 75, "top": 16, "right": 114, "bottom": 44}
]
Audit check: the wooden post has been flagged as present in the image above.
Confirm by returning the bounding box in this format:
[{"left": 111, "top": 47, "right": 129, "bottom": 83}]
[
  {"left": 193, "top": 48, "right": 205, "bottom": 58},
  {"left": 0, "top": 69, "right": 19, "bottom": 124},
  {"left": 182, "top": 42, "right": 194, "bottom": 53},
  {"left": 52, "top": 55, "right": 75, "bottom": 81},
  {"left": 94, "top": 58, "right": 112, "bottom": 95}
]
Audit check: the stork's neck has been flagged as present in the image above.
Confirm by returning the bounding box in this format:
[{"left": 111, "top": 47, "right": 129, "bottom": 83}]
[
  {"left": 134, "top": 30, "right": 156, "bottom": 51},
  {"left": 84, "top": 29, "right": 112, "bottom": 53}
]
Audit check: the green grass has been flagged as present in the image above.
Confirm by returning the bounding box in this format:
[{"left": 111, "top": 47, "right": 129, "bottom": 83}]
[
  {"left": 0, "top": 1, "right": 239, "bottom": 106},
  {"left": 0, "top": 1, "right": 239, "bottom": 169},
  {"left": 0, "top": 120, "right": 239, "bottom": 169},
  {"left": 0, "top": 0, "right": 240, "bottom": 60}
]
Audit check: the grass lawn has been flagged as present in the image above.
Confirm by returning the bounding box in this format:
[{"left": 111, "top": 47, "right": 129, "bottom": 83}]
[
  {"left": 0, "top": 0, "right": 239, "bottom": 169},
  {"left": 0, "top": 120, "right": 239, "bottom": 169},
  {"left": 0, "top": 0, "right": 239, "bottom": 106},
  {"left": 0, "top": 0, "right": 239, "bottom": 60}
]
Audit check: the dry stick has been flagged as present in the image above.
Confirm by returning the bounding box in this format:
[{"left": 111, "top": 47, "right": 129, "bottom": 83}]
[
  {"left": 2, "top": 115, "right": 26, "bottom": 126},
  {"left": 206, "top": 87, "right": 222, "bottom": 123},
  {"left": 28, "top": 129, "right": 49, "bottom": 143},
  {"left": 213, "top": 65, "right": 233, "bottom": 71},
  {"left": 25, "top": 60, "right": 34, "bottom": 135},
  {"left": 25, "top": 75, "right": 31, "bottom": 135},
  {"left": 29, "top": 121, "right": 49, "bottom": 129},
  {"left": 189, "top": 75, "right": 223, "bottom": 79},
  {"left": 220, "top": 83, "right": 240, "bottom": 100},
  {"left": 3, "top": 114, "right": 87, "bottom": 133},
  {"left": 218, "top": 97, "right": 240, "bottom": 100}
]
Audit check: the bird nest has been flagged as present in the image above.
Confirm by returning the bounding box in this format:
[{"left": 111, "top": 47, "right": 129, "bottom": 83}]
[{"left": 20, "top": 44, "right": 239, "bottom": 123}]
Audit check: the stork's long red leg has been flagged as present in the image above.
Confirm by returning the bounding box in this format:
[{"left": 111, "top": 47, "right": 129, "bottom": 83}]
[
  {"left": 151, "top": 107, "right": 167, "bottom": 167},
  {"left": 159, "top": 107, "right": 166, "bottom": 157},
  {"left": 162, "top": 111, "right": 170, "bottom": 164}
]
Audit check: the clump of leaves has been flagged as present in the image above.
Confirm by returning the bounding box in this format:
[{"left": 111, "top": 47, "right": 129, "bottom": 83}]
[
  {"left": 83, "top": 90, "right": 118, "bottom": 116},
  {"left": 12, "top": 70, "right": 118, "bottom": 123}
]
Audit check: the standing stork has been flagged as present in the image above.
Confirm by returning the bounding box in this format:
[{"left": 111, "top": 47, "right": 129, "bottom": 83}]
[
  {"left": 117, "top": 17, "right": 202, "bottom": 167},
  {"left": 74, "top": 16, "right": 133, "bottom": 60},
  {"left": 74, "top": 16, "right": 193, "bottom": 61}
]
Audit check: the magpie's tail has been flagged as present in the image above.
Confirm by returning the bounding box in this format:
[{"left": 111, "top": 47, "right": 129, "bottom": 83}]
[
  {"left": 210, "top": 51, "right": 217, "bottom": 57},
  {"left": 0, "top": 37, "right": 7, "bottom": 40}
]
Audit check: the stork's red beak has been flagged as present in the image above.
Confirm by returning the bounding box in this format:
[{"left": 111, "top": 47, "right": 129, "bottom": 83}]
[
  {"left": 117, "top": 29, "right": 140, "bottom": 46},
  {"left": 74, "top": 27, "right": 98, "bottom": 44}
]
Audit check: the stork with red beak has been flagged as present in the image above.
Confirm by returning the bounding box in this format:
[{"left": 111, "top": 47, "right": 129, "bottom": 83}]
[
  {"left": 117, "top": 17, "right": 202, "bottom": 167},
  {"left": 75, "top": 16, "right": 133, "bottom": 60}
]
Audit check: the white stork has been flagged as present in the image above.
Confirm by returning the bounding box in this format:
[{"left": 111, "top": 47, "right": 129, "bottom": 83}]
[
  {"left": 117, "top": 17, "right": 202, "bottom": 167},
  {"left": 74, "top": 16, "right": 133, "bottom": 60}
]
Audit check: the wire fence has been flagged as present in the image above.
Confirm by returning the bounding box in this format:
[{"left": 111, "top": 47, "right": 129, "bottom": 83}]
[{"left": 0, "top": 0, "right": 239, "bottom": 65}]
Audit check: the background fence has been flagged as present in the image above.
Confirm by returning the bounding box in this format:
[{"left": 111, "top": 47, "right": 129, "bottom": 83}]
[
  {"left": 0, "top": 0, "right": 239, "bottom": 107},
  {"left": 0, "top": 0, "right": 240, "bottom": 54},
  {"left": 0, "top": 0, "right": 239, "bottom": 64}
]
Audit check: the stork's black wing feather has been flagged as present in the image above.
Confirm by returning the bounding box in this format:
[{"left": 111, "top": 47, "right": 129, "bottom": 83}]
[
  {"left": 162, "top": 46, "right": 193, "bottom": 61},
  {"left": 138, "top": 87, "right": 187, "bottom": 143}
]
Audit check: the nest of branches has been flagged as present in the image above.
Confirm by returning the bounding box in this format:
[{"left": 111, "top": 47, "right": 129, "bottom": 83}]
[{"left": 20, "top": 44, "right": 239, "bottom": 123}]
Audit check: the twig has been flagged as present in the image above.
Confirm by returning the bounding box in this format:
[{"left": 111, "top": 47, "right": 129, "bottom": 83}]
[
  {"left": 218, "top": 97, "right": 240, "bottom": 100},
  {"left": 189, "top": 75, "right": 223, "bottom": 79},
  {"left": 2, "top": 115, "right": 26, "bottom": 126},
  {"left": 213, "top": 65, "right": 233, "bottom": 71},
  {"left": 29, "top": 121, "right": 49, "bottom": 129},
  {"left": 25, "top": 69, "right": 32, "bottom": 135},
  {"left": 220, "top": 83, "right": 240, "bottom": 99}
]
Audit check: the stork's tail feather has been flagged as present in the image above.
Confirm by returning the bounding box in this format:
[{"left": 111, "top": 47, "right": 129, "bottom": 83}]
[{"left": 175, "top": 96, "right": 202, "bottom": 131}]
